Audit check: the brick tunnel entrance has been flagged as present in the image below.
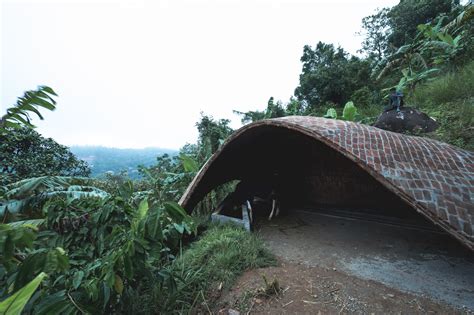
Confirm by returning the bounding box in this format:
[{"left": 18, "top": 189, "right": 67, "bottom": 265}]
[
  {"left": 180, "top": 117, "right": 474, "bottom": 250},
  {"left": 180, "top": 117, "right": 474, "bottom": 309},
  {"left": 188, "top": 124, "right": 437, "bottom": 230}
]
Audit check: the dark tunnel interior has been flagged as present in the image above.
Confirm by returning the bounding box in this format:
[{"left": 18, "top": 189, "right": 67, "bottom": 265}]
[{"left": 188, "top": 125, "right": 444, "bottom": 229}]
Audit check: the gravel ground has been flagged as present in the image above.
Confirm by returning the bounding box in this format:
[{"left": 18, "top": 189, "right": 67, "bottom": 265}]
[{"left": 215, "top": 209, "right": 474, "bottom": 314}]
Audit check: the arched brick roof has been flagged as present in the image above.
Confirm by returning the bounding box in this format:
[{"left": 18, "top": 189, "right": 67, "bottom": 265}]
[{"left": 180, "top": 116, "right": 474, "bottom": 250}]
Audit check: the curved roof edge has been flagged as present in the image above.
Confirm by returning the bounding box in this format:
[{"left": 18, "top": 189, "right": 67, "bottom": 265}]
[{"left": 180, "top": 116, "right": 474, "bottom": 250}]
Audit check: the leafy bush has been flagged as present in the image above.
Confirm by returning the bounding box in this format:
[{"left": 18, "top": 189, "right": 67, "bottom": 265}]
[
  {"left": 375, "top": 4, "right": 474, "bottom": 92},
  {"left": 350, "top": 87, "right": 373, "bottom": 108},
  {"left": 355, "top": 103, "right": 383, "bottom": 125},
  {"left": 139, "top": 117, "right": 236, "bottom": 216},
  {"left": 0, "top": 88, "right": 270, "bottom": 314},
  {"left": 0, "top": 176, "right": 106, "bottom": 217},
  {"left": 0, "top": 177, "right": 196, "bottom": 314},
  {"left": 162, "top": 223, "right": 276, "bottom": 313}
]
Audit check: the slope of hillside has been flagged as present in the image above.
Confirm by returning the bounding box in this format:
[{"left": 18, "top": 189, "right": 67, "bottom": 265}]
[
  {"left": 409, "top": 61, "right": 474, "bottom": 151},
  {"left": 70, "top": 146, "right": 176, "bottom": 178}
]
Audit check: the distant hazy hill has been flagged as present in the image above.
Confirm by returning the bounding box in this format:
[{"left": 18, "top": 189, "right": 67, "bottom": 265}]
[{"left": 70, "top": 146, "right": 176, "bottom": 178}]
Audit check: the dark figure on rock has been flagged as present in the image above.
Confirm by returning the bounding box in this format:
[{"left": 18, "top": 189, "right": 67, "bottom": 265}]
[
  {"left": 385, "top": 88, "right": 404, "bottom": 112},
  {"left": 375, "top": 89, "right": 438, "bottom": 134}
]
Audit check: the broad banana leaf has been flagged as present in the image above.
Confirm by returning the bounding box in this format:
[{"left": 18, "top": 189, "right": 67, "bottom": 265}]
[
  {"left": 323, "top": 108, "right": 337, "bottom": 119},
  {"left": 0, "top": 272, "right": 47, "bottom": 315},
  {"left": 342, "top": 102, "right": 357, "bottom": 121},
  {"left": 0, "top": 176, "right": 109, "bottom": 216}
]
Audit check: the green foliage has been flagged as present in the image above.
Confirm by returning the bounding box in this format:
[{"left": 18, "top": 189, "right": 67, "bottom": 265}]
[
  {"left": 222, "top": 4, "right": 471, "bottom": 134},
  {"left": 163, "top": 223, "right": 276, "bottom": 312},
  {"left": 387, "top": 0, "right": 456, "bottom": 49},
  {"left": 0, "top": 128, "right": 90, "bottom": 186},
  {"left": 408, "top": 60, "right": 474, "bottom": 150},
  {"left": 0, "top": 223, "right": 38, "bottom": 270},
  {"left": 0, "top": 88, "right": 271, "bottom": 314},
  {"left": 139, "top": 153, "right": 197, "bottom": 203},
  {"left": 0, "top": 86, "right": 57, "bottom": 133},
  {"left": 323, "top": 108, "right": 338, "bottom": 119},
  {"left": 195, "top": 114, "right": 233, "bottom": 159},
  {"left": 284, "top": 97, "right": 307, "bottom": 116},
  {"left": 295, "top": 42, "right": 373, "bottom": 108},
  {"left": 410, "top": 60, "right": 474, "bottom": 105},
  {"left": 342, "top": 101, "right": 357, "bottom": 121},
  {"left": 180, "top": 154, "right": 199, "bottom": 173},
  {"left": 236, "top": 96, "right": 366, "bottom": 125},
  {"left": 375, "top": 3, "right": 473, "bottom": 92},
  {"left": 139, "top": 116, "right": 235, "bottom": 216},
  {"left": 354, "top": 103, "right": 384, "bottom": 125},
  {"left": 0, "top": 86, "right": 89, "bottom": 186},
  {"left": 0, "top": 176, "right": 196, "bottom": 314},
  {"left": 397, "top": 68, "right": 441, "bottom": 92},
  {"left": 426, "top": 99, "right": 473, "bottom": 150},
  {"left": 2, "top": 3, "right": 472, "bottom": 312},
  {"left": 350, "top": 87, "right": 373, "bottom": 108},
  {"left": 234, "top": 97, "right": 308, "bottom": 124},
  {"left": 323, "top": 101, "right": 358, "bottom": 122},
  {"left": 234, "top": 97, "right": 289, "bottom": 124},
  {"left": 0, "top": 272, "right": 47, "bottom": 315},
  {"left": 359, "top": 7, "right": 391, "bottom": 61},
  {"left": 0, "top": 176, "right": 108, "bottom": 217}
]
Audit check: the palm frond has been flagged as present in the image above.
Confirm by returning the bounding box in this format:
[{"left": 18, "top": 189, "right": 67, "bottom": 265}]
[{"left": 0, "top": 86, "right": 57, "bottom": 133}]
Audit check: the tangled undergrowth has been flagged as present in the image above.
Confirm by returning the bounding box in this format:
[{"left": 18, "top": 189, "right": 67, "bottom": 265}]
[{"left": 165, "top": 223, "right": 277, "bottom": 313}]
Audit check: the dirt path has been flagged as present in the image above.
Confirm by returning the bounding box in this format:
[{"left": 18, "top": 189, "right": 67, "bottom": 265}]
[
  {"left": 215, "top": 210, "right": 474, "bottom": 314},
  {"left": 216, "top": 260, "right": 461, "bottom": 314}
]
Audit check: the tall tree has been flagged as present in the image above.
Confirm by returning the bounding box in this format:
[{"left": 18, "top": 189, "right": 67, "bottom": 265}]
[
  {"left": 294, "top": 42, "right": 372, "bottom": 108},
  {"left": 387, "top": 0, "right": 457, "bottom": 49},
  {"left": 359, "top": 8, "right": 391, "bottom": 61},
  {"left": 195, "top": 114, "right": 233, "bottom": 159}
]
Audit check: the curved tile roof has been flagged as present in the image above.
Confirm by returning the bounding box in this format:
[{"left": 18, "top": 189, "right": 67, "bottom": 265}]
[{"left": 180, "top": 116, "right": 474, "bottom": 250}]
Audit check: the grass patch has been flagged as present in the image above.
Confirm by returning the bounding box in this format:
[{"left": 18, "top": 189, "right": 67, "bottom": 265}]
[
  {"left": 410, "top": 61, "right": 474, "bottom": 107},
  {"left": 157, "top": 223, "right": 277, "bottom": 313},
  {"left": 407, "top": 61, "right": 474, "bottom": 150},
  {"left": 420, "top": 98, "right": 474, "bottom": 150}
]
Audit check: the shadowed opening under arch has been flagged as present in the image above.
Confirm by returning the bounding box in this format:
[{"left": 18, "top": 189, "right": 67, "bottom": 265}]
[{"left": 182, "top": 124, "right": 438, "bottom": 228}]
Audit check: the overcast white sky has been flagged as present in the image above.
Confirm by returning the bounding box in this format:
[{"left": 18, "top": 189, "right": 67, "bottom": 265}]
[{"left": 2, "top": 0, "right": 398, "bottom": 149}]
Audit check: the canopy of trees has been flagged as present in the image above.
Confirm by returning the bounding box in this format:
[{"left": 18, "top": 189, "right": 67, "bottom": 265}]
[
  {"left": 235, "top": 1, "right": 473, "bottom": 151},
  {"left": 0, "top": 128, "right": 91, "bottom": 185},
  {"left": 294, "top": 42, "right": 373, "bottom": 108},
  {"left": 387, "top": 0, "right": 457, "bottom": 50}
]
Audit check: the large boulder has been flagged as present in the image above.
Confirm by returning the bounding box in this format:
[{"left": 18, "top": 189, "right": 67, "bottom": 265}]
[{"left": 373, "top": 107, "right": 438, "bottom": 133}]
